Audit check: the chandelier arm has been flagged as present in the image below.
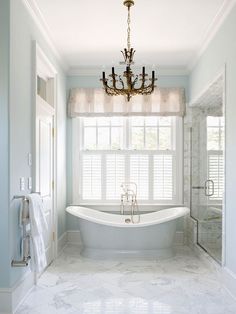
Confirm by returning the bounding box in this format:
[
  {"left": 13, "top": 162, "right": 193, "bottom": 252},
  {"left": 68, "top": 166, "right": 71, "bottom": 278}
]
[
  {"left": 131, "top": 75, "right": 139, "bottom": 89},
  {"left": 118, "top": 75, "right": 125, "bottom": 89},
  {"left": 104, "top": 84, "right": 153, "bottom": 95},
  {"left": 111, "top": 67, "right": 118, "bottom": 90},
  {"left": 132, "top": 83, "right": 155, "bottom": 94},
  {"left": 140, "top": 67, "right": 146, "bottom": 89},
  {"left": 130, "top": 78, "right": 156, "bottom": 92},
  {"left": 103, "top": 72, "right": 156, "bottom": 93}
]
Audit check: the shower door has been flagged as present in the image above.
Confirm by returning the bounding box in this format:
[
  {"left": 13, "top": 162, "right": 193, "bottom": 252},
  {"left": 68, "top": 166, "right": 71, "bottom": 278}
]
[{"left": 191, "top": 108, "right": 224, "bottom": 263}]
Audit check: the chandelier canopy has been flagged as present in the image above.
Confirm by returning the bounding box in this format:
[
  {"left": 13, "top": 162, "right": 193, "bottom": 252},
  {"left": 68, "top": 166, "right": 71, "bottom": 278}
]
[{"left": 101, "top": 0, "right": 157, "bottom": 102}]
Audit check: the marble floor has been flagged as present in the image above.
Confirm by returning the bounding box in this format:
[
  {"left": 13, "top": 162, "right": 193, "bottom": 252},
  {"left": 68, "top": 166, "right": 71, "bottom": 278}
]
[{"left": 16, "top": 245, "right": 236, "bottom": 314}]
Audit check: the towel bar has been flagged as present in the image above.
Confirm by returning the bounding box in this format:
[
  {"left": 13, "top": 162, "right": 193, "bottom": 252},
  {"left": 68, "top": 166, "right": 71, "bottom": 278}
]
[
  {"left": 11, "top": 192, "right": 41, "bottom": 268},
  {"left": 13, "top": 192, "right": 41, "bottom": 201},
  {"left": 11, "top": 257, "right": 31, "bottom": 267}
]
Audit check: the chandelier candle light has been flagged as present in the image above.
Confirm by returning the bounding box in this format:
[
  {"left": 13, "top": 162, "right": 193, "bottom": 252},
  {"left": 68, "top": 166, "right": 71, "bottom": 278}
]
[{"left": 101, "top": 0, "right": 157, "bottom": 102}]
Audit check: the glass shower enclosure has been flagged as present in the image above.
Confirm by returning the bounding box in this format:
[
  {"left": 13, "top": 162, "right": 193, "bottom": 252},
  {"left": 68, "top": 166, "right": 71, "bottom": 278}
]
[{"left": 190, "top": 76, "right": 224, "bottom": 263}]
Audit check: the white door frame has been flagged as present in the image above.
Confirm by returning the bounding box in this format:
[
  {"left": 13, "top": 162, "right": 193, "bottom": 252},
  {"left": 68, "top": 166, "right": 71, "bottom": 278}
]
[{"left": 32, "top": 41, "right": 58, "bottom": 264}]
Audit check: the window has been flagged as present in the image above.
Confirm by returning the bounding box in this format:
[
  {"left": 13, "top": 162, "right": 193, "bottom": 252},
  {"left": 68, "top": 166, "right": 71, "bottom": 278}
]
[
  {"left": 207, "top": 116, "right": 224, "bottom": 201},
  {"left": 74, "top": 116, "right": 183, "bottom": 204},
  {"left": 83, "top": 117, "right": 124, "bottom": 150},
  {"left": 130, "top": 117, "right": 173, "bottom": 150}
]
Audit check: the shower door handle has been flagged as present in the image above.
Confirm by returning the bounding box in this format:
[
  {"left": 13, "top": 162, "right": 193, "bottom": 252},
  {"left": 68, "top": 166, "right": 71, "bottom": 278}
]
[
  {"left": 204, "top": 180, "right": 214, "bottom": 197},
  {"left": 192, "top": 186, "right": 205, "bottom": 190}
]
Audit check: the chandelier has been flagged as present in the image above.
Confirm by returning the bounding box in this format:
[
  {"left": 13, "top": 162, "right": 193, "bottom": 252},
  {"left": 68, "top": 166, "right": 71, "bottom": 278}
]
[{"left": 101, "top": 0, "right": 157, "bottom": 102}]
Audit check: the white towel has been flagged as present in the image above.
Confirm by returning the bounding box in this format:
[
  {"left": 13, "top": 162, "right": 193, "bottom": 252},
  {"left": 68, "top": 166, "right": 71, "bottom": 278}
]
[
  {"left": 28, "top": 193, "right": 48, "bottom": 273},
  {"left": 19, "top": 199, "right": 29, "bottom": 228}
]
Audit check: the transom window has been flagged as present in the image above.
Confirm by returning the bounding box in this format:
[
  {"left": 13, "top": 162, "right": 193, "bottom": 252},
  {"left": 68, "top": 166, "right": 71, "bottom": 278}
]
[{"left": 74, "top": 116, "right": 183, "bottom": 204}]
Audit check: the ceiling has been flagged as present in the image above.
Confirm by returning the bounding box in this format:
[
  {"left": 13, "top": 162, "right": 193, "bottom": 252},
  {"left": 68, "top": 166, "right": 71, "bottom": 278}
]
[{"left": 33, "top": 0, "right": 231, "bottom": 73}]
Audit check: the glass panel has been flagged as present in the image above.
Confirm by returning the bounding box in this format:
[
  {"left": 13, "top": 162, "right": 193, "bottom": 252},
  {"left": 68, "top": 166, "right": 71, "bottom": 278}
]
[
  {"left": 83, "top": 117, "right": 96, "bottom": 126},
  {"left": 97, "top": 117, "right": 110, "bottom": 126},
  {"left": 159, "top": 127, "right": 171, "bottom": 150},
  {"left": 131, "top": 127, "right": 144, "bottom": 149},
  {"left": 207, "top": 116, "right": 219, "bottom": 127},
  {"left": 145, "top": 127, "right": 157, "bottom": 149},
  {"left": 207, "top": 127, "right": 220, "bottom": 150},
  {"left": 84, "top": 127, "right": 96, "bottom": 149},
  {"left": 97, "top": 127, "right": 110, "bottom": 149},
  {"left": 219, "top": 127, "right": 224, "bottom": 150},
  {"left": 131, "top": 117, "right": 144, "bottom": 126},
  {"left": 145, "top": 117, "right": 157, "bottom": 126},
  {"left": 111, "top": 117, "right": 122, "bottom": 126},
  {"left": 159, "top": 117, "right": 171, "bottom": 126},
  {"left": 191, "top": 99, "right": 224, "bottom": 264},
  {"left": 111, "top": 127, "right": 123, "bottom": 149}
]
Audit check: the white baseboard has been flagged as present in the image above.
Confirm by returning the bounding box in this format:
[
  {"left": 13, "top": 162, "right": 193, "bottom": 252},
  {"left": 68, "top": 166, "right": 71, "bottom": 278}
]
[
  {"left": 0, "top": 270, "right": 35, "bottom": 314},
  {"left": 223, "top": 267, "right": 236, "bottom": 300},
  {"left": 0, "top": 289, "right": 12, "bottom": 314},
  {"left": 67, "top": 230, "right": 82, "bottom": 244},
  {"left": 57, "top": 232, "right": 67, "bottom": 255}
]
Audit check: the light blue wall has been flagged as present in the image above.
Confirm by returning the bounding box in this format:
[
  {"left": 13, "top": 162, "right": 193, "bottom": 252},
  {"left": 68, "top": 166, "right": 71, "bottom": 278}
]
[
  {"left": 189, "top": 5, "right": 236, "bottom": 273},
  {"left": 0, "top": 0, "right": 10, "bottom": 288},
  {"left": 67, "top": 75, "right": 189, "bottom": 95},
  {"left": 66, "top": 74, "right": 189, "bottom": 231},
  {"left": 7, "top": 0, "right": 67, "bottom": 288}
]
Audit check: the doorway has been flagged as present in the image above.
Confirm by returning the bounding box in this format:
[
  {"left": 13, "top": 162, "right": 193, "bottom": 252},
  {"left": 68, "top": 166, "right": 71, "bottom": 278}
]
[{"left": 34, "top": 43, "right": 57, "bottom": 269}]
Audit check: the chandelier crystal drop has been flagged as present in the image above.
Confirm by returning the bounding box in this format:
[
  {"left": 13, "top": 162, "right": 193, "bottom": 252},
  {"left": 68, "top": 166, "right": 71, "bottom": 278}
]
[{"left": 101, "top": 0, "right": 157, "bottom": 102}]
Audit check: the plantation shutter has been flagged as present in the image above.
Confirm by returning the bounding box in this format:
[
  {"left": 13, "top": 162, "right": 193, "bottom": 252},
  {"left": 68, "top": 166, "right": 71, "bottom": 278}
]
[
  {"left": 82, "top": 155, "right": 102, "bottom": 200},
  {"left": 130, "top": 155, "right": 149, "bottom": 200},
  {"left": 106, "top": 154, "right": 125, "bottom": 200},
  {"left": 153, "top": 155, "right": 173, "bottom": 200},
  {"left": 208, "top": 154, "right": 224, "bottom": 200}
]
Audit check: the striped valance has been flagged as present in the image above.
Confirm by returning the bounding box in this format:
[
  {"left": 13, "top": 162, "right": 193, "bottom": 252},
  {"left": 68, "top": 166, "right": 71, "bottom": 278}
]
[{"left": 68, "top": 87, "right": 185, "bottom": 117}]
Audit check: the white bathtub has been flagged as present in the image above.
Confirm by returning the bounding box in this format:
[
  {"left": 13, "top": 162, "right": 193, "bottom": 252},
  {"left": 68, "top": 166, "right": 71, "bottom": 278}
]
[{"left": 66, "top": 206, "right": 190, "bottom": 259}]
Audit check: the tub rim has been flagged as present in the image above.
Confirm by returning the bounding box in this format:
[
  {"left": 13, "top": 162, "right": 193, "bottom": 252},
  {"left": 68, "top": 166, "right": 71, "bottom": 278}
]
[{"left": 66, "top": 205, "right": 190, "bottom": 228}]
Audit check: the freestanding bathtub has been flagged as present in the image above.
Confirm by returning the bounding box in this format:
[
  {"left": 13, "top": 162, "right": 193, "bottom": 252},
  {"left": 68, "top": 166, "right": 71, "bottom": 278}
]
[{"left": 66, "top": 206, "right": 189, "bottom": 259}]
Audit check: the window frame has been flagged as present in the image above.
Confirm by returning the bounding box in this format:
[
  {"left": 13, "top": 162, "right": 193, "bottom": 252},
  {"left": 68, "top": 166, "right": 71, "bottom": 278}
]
[{"left": 72, "top": 116, "right": 183, "bottom": 206}]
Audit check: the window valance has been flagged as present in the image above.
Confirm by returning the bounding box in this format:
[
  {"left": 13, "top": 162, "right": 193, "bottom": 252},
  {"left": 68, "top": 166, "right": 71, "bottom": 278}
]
[{"left": 68, "top": 87, "right": 185, "bottom": 117}]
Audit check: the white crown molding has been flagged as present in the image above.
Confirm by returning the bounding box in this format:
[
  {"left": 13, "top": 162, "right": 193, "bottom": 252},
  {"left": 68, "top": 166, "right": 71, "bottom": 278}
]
[
  {"left": 67, "top": 66, "right": 189, "bottom": 77},
  {"left": 189, "top": 65, "right": 225, "bottom": 106},
  {"left": 188, "top": 0, "right": 236, "bottom": 71},
  {"left": 22, "top": 0, "right": 68, "bottom": 72}
]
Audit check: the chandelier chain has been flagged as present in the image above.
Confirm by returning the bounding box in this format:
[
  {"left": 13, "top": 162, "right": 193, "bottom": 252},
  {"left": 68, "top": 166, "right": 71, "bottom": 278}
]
[{"left": 127, "top": 7, "right": 131, "bottom": 51}]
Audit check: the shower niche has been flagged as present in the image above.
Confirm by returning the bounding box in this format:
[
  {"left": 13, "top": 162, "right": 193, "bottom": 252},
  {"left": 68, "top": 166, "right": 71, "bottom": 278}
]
[{"left": 190, "top": 74, "right": 224, "bottom": 263}]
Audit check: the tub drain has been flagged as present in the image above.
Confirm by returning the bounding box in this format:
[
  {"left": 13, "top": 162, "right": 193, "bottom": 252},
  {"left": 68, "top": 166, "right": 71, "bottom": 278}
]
[{"left": 125, "top": 218, "right": 131, "bottom": 223}]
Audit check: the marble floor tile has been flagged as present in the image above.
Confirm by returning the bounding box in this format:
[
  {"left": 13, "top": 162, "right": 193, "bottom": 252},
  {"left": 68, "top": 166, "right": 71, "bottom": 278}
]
[{"left": 16, "top": 245, "right": 236, "bottom": 314}]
